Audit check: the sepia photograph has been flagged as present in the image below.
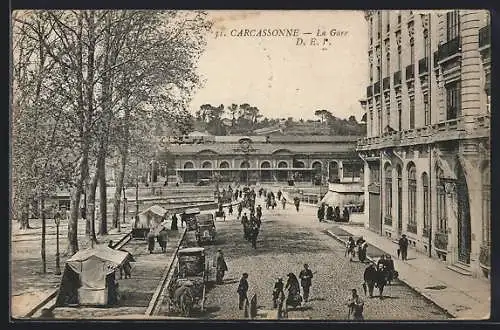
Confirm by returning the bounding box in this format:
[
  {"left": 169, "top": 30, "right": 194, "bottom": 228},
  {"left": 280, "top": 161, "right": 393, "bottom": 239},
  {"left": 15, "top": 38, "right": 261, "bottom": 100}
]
[{"left": 10, "top": 9, "right": 491, "bottom": 321}]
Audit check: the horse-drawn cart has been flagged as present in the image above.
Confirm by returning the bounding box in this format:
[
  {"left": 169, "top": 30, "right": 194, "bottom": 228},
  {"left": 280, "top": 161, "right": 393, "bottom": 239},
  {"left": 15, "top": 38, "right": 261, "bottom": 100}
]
[
  {"left": 182, "top": 208, "right": 201, "bottom": 231},
  {"left": 196, "top": 214, "right": 216, "bottom": 245},
  {"left": 167, "top": 247, "right": 210, "bottom": 317}
]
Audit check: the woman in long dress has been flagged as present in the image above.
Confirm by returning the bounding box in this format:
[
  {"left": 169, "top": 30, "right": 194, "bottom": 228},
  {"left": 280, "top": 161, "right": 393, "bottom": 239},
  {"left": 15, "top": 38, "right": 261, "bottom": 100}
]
[{"left": 285, "top": 273, "right": 302, "bottom": 307}]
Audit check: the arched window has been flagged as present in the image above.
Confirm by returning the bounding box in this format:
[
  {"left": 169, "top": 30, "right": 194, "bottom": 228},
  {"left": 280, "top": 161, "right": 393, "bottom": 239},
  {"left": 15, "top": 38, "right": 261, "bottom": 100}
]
[
  {"left": 385, "top": 164, "right": 392, "bottom": 220},
  {"left": 183, "top": 161, "right": 194, "bottom": 169},
  {"left": 278, "top": 161, "right": 288, "bottom": 168},
  {"left": 407, "top": 163, "right": 417, "bottom": 233},
  {"left": 219, "top": 161, "right": 230, "bottom": 168},
  {"left": 482, "top": 165, "right": 490, "bottom": 246},
  {"left": 295, "top": 161, "right": 305, "bottom": 168},
  {"left": 422, "top": 173, "right": 429, "bottom": 236},
  {"left": 436, "top": 166, "right": 447, "bottom": 233},
  {"left": 329, "top": 161, "right": 339, "bottom": 182},
  {"left": 202, "top": 161, "right": 212, "bottom": 169},
  {"left": 240, "top": 161, "right": 250, "bottom": 168},
  {"left": 312, "top": 161, "right": 322, "bottom": 172},
  {"left": 261, "top": 161, "right": 271, "bottom": 168}
]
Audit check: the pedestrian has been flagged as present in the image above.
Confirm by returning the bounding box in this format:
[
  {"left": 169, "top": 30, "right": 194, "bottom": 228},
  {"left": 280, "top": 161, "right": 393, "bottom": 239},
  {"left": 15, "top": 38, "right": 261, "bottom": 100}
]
[
  {"left": 398, "top": 234, "right": 409, "bottom": 261},
  {"left": 346, "top": 236, "right": 356, "bottom": 261},
  {"left": 272, "top": 277, "right": 285, "bottom": 308},
  {"left": 293, "top": 197, "right": 300, "bottom": 212},
  {"left": 256, "top": 205, "right": 262, "bottom": 221},
  {"left": 285, "top": 272, "right": 302, "bottom": 308},
  {"left": 147, "top": 230, "right": 156, "bottom": 254},
  {"left": 363, "top": 263, "right": 377, "bottom": 298},
  {"left": 281, "top": 197, "right": 286, "bottom": 209},
  {"left": 326, "top": 206, "right": 334, "bottom": 220},
  {"left": 385, "top": 255, "right": 397, "bottom": 284},
  {"left": 334, "top": 206, "right": 341, "bottom": 221},
  {"left": 347, "top": 289, "right": 364, "bottom": 320},
  {"left": 277, "top": 190, "right": 282, "bottom": 201},
  {"left": 376, "top": 264, "right": 387, "bottom": 298},
  {"left": 158, "top": 227, "right": 168, "bottom": 253},
  {"left": 249, "top": 223, "right": 259, "bottom": 249},
  {"left": 214, "top": 249, "right": 228, "bottom": 284},
  {"left": 228, "top": 204, "right": 233, "bottom": 215},
  {"left": 299, "top": 263, "right": 313, "bottom": 302},
  {"left": 317, "top": 206, "right": 324, "bottom": 222},
  {"left": 171, "top": 214, "right": 178, "bottom": 231},
  {"left": 343, "top": 207, "right": 350, "bottom": 222},
  {"left": 237, "top": 273, "right": 249, "bottom": 310},
  {"left": 358, "top": 241, "right": 368, "bottom": 263},
  {"left": 237, "top": 203, "right": 243, "bottom": 220},
  {"left": 108, "top": 240, "right": 114, "bottom": 248}
]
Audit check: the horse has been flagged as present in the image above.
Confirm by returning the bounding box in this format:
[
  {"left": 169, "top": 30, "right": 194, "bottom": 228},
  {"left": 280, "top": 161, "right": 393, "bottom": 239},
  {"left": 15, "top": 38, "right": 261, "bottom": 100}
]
[
  {"left": 179, "top": 288, "right": 194, "bottom": 317},
  {"left": 170, "top": 284, "right": 194, "bottom": 317}
]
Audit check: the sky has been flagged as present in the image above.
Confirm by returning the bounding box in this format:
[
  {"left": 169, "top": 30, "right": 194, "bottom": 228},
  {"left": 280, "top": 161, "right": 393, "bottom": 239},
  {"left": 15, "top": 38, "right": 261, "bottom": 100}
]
[{"left": 189, "top": 10, "right": 368, "bottom": 121}]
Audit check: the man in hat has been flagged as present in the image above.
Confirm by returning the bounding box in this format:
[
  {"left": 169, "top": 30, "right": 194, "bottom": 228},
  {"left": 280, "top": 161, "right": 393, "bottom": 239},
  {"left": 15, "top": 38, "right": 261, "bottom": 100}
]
[
  {"left": 363, "top": 263, "right": 377, "bottom": 298},
  {"left": 398, "top": 234, "right": 409, "bottom": 261},
  {"left": 237, "top": 273, "right": 249, "bottom": 310},
  {"left": 214, "top": 249, "right": 228, "bottom": 284},
  {"left": 299, "top": 263, "right": 314, "bottom": 302}
]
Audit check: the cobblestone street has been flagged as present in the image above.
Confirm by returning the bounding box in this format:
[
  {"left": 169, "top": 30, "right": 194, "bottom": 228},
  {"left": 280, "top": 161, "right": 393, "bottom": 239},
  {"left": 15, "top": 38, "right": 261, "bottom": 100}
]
[{"left": 161, "top": 197, "right": 450, "bottom": 320}]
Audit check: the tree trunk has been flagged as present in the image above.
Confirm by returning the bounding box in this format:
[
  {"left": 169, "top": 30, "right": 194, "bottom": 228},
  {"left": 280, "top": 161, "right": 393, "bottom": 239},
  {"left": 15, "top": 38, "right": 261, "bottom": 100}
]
[
  {"left": 41, "top": 197, "right": 46, "bottom": 273},
  {"left": 66, "top": 185, "right": 82, "bottom": 255},
  {"left": 112, "top": 151, "right": 127, "bottom": 228},
  {"left": 99, "top": 159, "right": 108, "bottom": 235},
  {"left": 86, "top": 163, "right": 101, "bottom": 245}
]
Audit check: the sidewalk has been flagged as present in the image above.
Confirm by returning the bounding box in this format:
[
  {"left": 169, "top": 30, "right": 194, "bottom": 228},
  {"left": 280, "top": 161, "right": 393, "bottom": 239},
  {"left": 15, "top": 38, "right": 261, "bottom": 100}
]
[{"left": 326, "top": 224, "right": 491, "bottom": 320}]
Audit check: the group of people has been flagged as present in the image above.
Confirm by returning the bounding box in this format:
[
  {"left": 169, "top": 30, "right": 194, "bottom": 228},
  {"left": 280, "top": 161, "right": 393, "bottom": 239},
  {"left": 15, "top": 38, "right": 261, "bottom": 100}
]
[
  {"left": 362, "top": 255, "right": 397, "bottom": 299},
  {"left": 317, "top": 203, "right": 350, "bottom": 222},
  {"left": 237, "top": 264, "right": 314, "bottom": 313},
  {"left": 146, "top": 226, "right": 169, "bottom": 254},
  {"left": 271, "top": 264, "right": 314, "bottom": 309},
  {"left": 346, "top": 236, "right": 369, "bottom": 263},
  {"left": 240, "top": 210, "right": 261, "bottom": 249}
]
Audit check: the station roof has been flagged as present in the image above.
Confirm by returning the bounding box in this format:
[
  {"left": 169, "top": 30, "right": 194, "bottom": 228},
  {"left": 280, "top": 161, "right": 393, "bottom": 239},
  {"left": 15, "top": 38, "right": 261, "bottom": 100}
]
[{"left": 168, "top": 142, "right": 357, "bottom": 156}]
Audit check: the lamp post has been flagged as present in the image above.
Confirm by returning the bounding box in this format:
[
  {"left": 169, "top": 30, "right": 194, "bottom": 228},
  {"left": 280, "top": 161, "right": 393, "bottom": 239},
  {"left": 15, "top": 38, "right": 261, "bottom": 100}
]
[{"left": 54, "top": 208, "right": 62, "bottom": 275}]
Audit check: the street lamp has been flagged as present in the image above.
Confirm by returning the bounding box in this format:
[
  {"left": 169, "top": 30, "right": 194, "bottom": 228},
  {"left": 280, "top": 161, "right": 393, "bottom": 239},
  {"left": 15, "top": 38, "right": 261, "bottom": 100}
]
[{"left": 54, "top": 208, "right": 62, "bottom": 275}]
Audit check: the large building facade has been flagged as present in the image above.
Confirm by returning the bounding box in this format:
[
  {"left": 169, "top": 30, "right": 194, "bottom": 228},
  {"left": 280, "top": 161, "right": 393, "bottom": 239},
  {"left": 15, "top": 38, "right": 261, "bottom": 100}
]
[
  {"left": 166, "top": 135, "right": 364, "bottom": 186},
  {"left": 358, "top": 10, "right": 490, "bottom": 279}
]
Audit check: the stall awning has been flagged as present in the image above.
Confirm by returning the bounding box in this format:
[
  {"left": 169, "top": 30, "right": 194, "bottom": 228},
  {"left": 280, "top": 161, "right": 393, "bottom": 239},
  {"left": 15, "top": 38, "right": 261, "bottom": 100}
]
[
  {"left": 67, "top": 245, "right": 134, "bottom": 274},
  {"left": 139, "top": 205, "right": 167, "bottom": 217}
]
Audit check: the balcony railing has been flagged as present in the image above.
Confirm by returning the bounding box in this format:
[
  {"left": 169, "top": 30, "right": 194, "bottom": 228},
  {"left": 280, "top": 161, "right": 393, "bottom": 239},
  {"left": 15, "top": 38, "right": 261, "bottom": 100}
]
[
  {"left": 357, "top": 117, "right": 469, "bottom": 150},
  {"left": 374, "top": 81, "right": 381, "bottom": 95},
  {"left": 405, "top": 64, "right": 414, "bottom": 80},
  {"left": 383, "top": 77, "right": 390, "bottom": 90},
  {"left": 393, "top": 70, "right": 402, "bottom": 86},
  {"left": 418, "top": 57, "right": 428, "bottom": 75},
  {"left": 479, "top": 25, "right": 491, "bottom": 49},
  {"left": 437, "top": 36, "right": 461, "bottom": 62},
  {"left": 367, "top": 85, "right": 373, "bottom": 98}
]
